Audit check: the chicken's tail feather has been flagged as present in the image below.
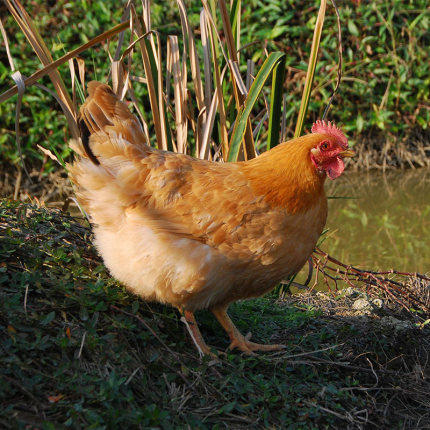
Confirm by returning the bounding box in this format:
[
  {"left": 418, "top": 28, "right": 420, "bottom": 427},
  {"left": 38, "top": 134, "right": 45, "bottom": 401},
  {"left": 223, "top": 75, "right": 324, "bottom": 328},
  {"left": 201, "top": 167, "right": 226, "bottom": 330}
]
[
  {"left": 75, "top": 81, "right": 147, "bottom": 165},
  {"left": 68, "top": 82, "right": 150, "bottom": 223},
  {"left": 78, "top": 116, "right": 100, "bottom": 165}
]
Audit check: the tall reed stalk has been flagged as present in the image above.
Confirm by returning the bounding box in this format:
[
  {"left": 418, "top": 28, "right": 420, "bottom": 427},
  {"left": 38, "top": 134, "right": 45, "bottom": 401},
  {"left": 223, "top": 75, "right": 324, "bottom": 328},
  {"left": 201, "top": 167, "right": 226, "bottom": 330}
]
[{"left": 1, "top": 0, "right": 328, "bottom": 162}]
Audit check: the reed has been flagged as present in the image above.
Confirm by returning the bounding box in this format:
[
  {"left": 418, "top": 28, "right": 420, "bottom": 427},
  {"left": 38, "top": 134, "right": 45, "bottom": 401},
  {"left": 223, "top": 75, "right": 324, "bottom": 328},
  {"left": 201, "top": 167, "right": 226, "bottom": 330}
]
[{"left": 1, "top": 0, "right": 327, "bottom": 163}]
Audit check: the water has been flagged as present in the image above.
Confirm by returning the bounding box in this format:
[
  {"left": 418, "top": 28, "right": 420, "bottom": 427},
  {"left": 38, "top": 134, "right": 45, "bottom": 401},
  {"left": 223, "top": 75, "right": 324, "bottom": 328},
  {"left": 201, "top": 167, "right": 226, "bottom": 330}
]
[{"left": 324, "top": 169, "right": 430, "bottom": 274}]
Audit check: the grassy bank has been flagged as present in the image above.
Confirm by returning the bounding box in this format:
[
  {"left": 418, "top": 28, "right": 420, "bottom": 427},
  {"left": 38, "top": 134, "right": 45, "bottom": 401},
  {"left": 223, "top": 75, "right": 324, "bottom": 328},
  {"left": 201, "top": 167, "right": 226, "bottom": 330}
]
[
  {"left": 1, "top": 199, "right": 429, "bottom": 428},
  {"left": 0, "top": 0, "right": 429, "bottom": 184}
]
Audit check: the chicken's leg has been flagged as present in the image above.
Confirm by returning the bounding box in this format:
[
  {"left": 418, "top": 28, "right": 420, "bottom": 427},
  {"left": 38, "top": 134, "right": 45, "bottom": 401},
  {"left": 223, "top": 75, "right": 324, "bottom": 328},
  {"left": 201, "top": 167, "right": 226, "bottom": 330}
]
[
  {"left": 212, "top": 306, "right": 286, "bottom": 355},
  {"left": 181, "top": 310, "right": 213, "bottom": 357}
]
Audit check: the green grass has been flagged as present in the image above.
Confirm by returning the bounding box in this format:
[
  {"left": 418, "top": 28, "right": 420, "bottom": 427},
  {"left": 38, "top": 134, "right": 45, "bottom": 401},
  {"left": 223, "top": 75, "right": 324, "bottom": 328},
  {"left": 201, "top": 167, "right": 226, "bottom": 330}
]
[
  {"left": 1, "top": 199, "right": 429, "bottom": 428},
  {"left": 245, "top": 0, "right": 430, "bottom": 135},
  {"left": 1, "top": 0, "right": 429, "bottom": 177}
]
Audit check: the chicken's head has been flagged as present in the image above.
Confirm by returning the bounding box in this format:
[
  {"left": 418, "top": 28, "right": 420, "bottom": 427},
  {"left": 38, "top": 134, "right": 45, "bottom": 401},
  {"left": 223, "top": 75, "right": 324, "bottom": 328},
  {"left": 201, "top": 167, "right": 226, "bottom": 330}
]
[{"left": 310, "top": 120, "right": 355, "bottom": 180}]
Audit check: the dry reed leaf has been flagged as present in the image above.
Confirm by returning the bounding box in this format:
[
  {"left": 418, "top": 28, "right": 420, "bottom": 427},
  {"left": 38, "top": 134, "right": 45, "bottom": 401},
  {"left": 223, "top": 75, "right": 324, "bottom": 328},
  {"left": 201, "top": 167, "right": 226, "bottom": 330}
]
[
  {"left": 142, "top": 0, "right": 151, "bottom": 31},
  {"left": 141, "top": 0, "right": 158, "bottom": 68},
  {"left": 4, "top": 0, "right": 77, "bottom": 137},
  {"left": 217, "top": 0, "right": 256, "bottom": 159},
  {"left": 0, "top": 17, "right": 15, "bottom": 71},
  {"left": 176, "top": 0, "right": 206, "bottom": 154},
  {"left": 0, "top": 16, "right": 29, "bottom": 181},
  {"left": 75, "top": 58, "right": 86, "bottom": 95},
  {"left": 199, "top": 92, "right": 219, "bottom": 160},
  {"left": 200, "top": 5, "right": 229, "bottom": 159},
  {"left": 154, "top": 31, "right": 169, "bottom": 151},
  {"left": 0, "top": 21, "right": 129, "bottom": 104},
  {"left": 11, "top": 71, "right": 31, "bottom": 181},
  {"left": 176, "top": 0, "right": 205, "bottom": 112},
  {"left": 167, "top": 35, "right": 187, "bottom": 154},
  {"left": 37, "top": 145, "right": 61, "bottom": 165},
  {"left": 112, "top": 1, "right": 132, "bottom": 62},
  {"left": 229, "top": 60, "right": 247, "bottom": 97},
  {"left": 195, "top": 107, "right": 206, "bottom": 157},
  {"left": 68, "top": 59, "right": 77, "bottom": 115},
  {"left": 131, "top": 5, "right": 164, "bottom": 148},
  {"left": 126, "top": 84, "right": 151, "bottom": 145},
  {"left": 218, "top": 0, "right": 240, "bottom": 108},
  {"left": 111, "top": 61, "right": 130, "bottom": 100},
  {"left": 109, "top": 1, "right": 132, "bottom": 100},
  {"left": 130, "top": 76, "right": 147, "bottom": 84},
  {"left": 246, "top": 59, "right": 255, "bottom": 91},
  {"left": 200, "top": 1, "right": 230, "bottom": 74},
  {"left": 200, "top": 10, "right": 213, "bottom": 114}
]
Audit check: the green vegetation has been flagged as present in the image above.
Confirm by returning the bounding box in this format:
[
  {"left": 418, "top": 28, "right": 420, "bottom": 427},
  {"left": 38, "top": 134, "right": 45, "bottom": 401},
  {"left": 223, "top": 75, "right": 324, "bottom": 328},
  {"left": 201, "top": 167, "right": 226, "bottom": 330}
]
[
  {"left": 1, "top": 0, "right": 429, "bottom": 181},
  {"left": 1, "top": 200, "right": 429, "bottom": 428},
  {"left": 245, "top": 0, "right": 429, "bottom": 135}
]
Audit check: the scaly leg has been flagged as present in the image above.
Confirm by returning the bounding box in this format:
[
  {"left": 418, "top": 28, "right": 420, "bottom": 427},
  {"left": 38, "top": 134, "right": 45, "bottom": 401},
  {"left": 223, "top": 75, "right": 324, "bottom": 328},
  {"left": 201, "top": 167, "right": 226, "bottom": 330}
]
[
  {"left": 211, "top": 306, "right": 286, "bottom": 355},
  {"left": 181, "top": 310, "right": 214, "bottom": 357}
]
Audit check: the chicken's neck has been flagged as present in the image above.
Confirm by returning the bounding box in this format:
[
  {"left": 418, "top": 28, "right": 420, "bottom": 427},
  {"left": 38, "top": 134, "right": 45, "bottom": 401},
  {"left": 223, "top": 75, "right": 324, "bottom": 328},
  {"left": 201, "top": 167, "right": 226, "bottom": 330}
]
[{"left": 242, "top": 135, "right": 326, "bottom": 214}]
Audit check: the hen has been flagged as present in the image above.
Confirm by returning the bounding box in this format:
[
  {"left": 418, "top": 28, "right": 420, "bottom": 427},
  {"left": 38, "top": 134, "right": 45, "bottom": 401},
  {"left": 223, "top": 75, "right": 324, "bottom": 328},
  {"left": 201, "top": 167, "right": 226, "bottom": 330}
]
[{"left": 69, "top": 82, "right": 354, "bottom": 355}]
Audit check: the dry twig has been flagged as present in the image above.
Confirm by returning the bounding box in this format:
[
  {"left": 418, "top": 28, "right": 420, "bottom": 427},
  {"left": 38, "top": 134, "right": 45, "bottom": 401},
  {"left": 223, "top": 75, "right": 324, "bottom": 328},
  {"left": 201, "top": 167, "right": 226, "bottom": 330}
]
[{"left": 311, "top": 247, "right": 430, "bottom": 317}]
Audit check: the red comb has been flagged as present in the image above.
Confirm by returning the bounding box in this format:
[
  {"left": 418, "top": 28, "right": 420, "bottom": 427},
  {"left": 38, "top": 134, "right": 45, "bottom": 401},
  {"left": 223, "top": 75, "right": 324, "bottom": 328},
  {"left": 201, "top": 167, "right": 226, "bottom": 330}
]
[{"left": 311, "top": 120, "right": 348, "bottom": 148}]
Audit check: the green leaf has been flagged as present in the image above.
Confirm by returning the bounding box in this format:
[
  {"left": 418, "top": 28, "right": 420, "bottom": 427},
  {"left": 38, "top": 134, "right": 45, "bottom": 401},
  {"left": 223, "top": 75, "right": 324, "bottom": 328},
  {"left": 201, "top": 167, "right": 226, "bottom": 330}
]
[
  {"left": 228, "top": 52, "right": 285, "bottom": 162},
  {"left": 132, "top": 301, "right": 139, "bottom": 314},
  {"left": 41, "top": 311, "right": 56, "bottom": 325},
  {"left": 348, "top": 20, "right": 359, "bottom": 37},
  {"left": 356, "top": 115, "right": 364, "bottom": 133},
  {"left": 229, "top": 0, "right": 241, "bottom": 45}
]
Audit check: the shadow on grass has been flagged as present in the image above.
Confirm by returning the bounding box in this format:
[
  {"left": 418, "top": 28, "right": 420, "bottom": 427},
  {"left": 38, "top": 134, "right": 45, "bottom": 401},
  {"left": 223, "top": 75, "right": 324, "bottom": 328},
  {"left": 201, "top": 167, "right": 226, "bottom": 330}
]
[{"left": 1, "top": 200, "right": 429, "bottom": 429}]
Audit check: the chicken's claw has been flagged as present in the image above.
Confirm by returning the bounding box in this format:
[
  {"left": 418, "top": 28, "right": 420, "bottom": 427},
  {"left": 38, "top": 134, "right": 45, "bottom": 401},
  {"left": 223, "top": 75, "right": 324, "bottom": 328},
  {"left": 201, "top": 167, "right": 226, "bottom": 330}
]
[
  {"left": 228, "top": 336, "right": 286, "bottom": 355},
  {"left": 212, "top": 306, "right": 286, "bottom": 356}
]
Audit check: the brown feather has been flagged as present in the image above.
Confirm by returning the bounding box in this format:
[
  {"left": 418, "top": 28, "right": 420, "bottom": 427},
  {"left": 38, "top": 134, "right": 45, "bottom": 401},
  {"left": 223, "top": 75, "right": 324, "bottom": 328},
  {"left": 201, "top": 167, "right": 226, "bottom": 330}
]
[{"left": 68, "top": 82, "right": 330, "bottom": 312}]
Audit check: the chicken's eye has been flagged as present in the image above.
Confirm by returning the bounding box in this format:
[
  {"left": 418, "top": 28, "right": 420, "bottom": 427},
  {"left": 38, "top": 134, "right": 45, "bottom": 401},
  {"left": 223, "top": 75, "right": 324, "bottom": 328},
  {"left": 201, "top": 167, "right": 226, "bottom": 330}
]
[{"left": 320, "top": 142, "right": 329, "bottom": 150}]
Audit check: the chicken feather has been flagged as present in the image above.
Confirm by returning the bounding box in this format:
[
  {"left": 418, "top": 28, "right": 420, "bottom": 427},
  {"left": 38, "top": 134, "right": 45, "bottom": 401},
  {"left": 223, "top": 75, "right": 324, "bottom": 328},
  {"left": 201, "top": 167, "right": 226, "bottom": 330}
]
[{"left": 68, "top": 81, "right": 353, "bottom": 354}]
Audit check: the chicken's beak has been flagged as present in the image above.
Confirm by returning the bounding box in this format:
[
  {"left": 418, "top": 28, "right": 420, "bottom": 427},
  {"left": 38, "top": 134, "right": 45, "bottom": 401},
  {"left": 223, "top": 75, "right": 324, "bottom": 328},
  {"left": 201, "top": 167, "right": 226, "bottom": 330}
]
[{"left": 339, "top": 149, "right": 355, "bottom": 158}]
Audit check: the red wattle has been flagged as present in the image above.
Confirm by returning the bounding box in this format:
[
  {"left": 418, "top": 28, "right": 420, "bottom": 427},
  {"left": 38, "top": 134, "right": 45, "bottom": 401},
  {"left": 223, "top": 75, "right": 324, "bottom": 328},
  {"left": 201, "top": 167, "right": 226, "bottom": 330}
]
[{"left": 325, "top": 157, "right": 345, "bottom": 180}]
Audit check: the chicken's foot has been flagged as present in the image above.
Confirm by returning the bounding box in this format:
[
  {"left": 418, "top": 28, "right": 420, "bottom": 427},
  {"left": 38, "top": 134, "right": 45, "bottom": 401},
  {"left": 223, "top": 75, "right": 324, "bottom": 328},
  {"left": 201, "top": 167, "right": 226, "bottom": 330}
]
[
  {"left": 212, "top": 306, "right": 286, "bottom": 355},
  {"left": 181, "top": 310, "right": 215, "bottom": 357}
]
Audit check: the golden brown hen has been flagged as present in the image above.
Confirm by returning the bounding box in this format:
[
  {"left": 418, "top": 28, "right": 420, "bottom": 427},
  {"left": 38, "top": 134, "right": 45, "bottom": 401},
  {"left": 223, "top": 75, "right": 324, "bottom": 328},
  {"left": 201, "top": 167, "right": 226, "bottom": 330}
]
[{"left": 68, "top": 82, "right": 354, "bottom": 355}]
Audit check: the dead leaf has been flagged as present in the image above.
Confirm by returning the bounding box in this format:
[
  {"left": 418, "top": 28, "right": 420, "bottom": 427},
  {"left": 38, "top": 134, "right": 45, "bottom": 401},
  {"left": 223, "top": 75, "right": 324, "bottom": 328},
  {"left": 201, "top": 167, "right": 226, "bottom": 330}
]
[
  {"left": 37, "top": 145, "right": 61, "bottom": 165},
  {"left": 48, "top": 394, "right": 64, "bottom": 403}
]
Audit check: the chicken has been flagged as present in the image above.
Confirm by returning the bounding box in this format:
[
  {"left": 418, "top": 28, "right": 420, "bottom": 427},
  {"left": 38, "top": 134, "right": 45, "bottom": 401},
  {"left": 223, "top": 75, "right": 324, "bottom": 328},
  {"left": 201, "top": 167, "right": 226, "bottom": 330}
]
[{"left": 68, "top": 81, "right": 355, "bottom": 355}]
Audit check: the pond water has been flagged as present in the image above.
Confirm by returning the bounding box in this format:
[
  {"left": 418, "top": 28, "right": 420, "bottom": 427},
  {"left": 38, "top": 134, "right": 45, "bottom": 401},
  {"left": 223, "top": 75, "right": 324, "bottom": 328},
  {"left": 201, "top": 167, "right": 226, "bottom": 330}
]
[{"left": 324, "top": 168, "right": 429, "bottom": 274}]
